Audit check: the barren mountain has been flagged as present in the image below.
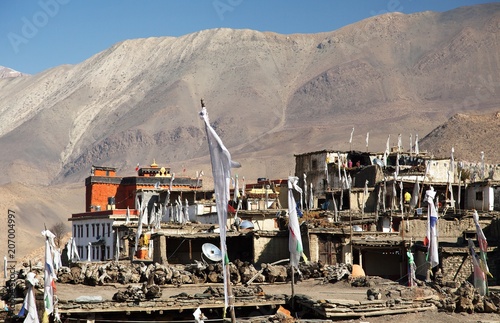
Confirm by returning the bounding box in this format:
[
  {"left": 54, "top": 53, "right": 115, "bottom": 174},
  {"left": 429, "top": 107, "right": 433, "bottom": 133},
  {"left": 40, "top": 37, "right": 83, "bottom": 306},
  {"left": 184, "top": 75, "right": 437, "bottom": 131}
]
[
  {"left": 0, "top": 3, "right": 499, "bottom": 258},
  {"left": 420, "top": 111, "right": 500, "bottom": 163}
]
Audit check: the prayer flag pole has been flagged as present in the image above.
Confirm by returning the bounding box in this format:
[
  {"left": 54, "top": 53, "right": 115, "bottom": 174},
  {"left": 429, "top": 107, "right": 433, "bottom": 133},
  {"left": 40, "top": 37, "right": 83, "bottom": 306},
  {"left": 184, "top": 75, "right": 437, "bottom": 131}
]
[
  {"left": 288, "top": 176, "right": 304, "bottom": 305},
  {"left": 200, "top": 99, "right": 239, "bottom": 322}
]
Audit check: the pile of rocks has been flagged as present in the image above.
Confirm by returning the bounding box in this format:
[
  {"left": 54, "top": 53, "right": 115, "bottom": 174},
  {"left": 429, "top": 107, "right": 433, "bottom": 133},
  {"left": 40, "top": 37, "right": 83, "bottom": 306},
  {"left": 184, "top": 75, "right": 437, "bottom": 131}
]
[
  {"left": 426, "top": 281, "right": 499, "bottom": 313},
  {"left": 382, "top": 280, "right": 500, "bottom": 314},
  {"left": 294, "top": 279, "right": 500, "bottom": 319},
  {"left": 295, "top": 294, "right": 436, "bottom": 319},
  {"left": 112, "top": 283, "right": 162, "bottom": 302}
]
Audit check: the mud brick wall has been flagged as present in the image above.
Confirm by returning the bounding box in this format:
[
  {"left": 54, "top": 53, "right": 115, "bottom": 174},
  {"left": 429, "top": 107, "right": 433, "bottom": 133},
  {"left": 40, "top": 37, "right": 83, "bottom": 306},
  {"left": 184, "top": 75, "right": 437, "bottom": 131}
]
[{"left": 407, "top": 217, "right": 476, "bottom": 241}]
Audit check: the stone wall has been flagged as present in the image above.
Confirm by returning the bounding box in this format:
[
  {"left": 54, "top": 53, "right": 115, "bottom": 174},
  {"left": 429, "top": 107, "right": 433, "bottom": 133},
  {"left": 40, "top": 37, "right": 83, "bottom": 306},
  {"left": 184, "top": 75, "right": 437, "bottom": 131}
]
[
  {"left": 441, "top": 248, "right": 499, "bottom": 285},
  {"left": 441, "top": 252, "right": 472, "bottom": 283}
]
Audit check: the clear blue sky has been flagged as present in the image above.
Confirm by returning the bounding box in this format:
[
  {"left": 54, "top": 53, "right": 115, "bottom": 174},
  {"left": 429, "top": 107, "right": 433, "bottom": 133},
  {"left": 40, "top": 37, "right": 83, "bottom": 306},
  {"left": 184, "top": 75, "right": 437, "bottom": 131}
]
[{"left": 0, "top": 0, "right": 495, "bottom": 75}]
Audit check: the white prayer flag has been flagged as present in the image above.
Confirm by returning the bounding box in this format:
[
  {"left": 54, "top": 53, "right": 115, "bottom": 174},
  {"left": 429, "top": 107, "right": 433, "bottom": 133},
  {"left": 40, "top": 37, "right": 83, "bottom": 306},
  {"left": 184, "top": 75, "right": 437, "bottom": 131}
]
[
  {"left": 18, "top": 272, "right": 39, "bottom": 323},
  {"left": 176, "top": 197, "right": 182, "bottom": 223},
  {"left": 288, "top": 176, "right": 304, "bottom": 269},
  {"left": 425, "top": 187, "right": 439, "bottom": 268},
  {"left": 134, "top": 200, "right": 143, "bottom": 252},
  {"left": 199, "top": 104, "right": 240, "bottom": 311},
  {"left": 415, "top": 134, "right": 419, "bottom": 155},
  {"left": 115, "top": 230, "right": 120, "bottom": 262},
  {"left": 71, "top": 237, "right": 80, "bottom": 262},
  {"left": 87, "top": 242, "right": 91, "bottom": 262},
  {"left": 41, "top": 230, "right": 57, "bottom": 317},
  {"left": 185, "top": 199, "right": 190, "bottom": 223},
  {"left": 169, "top": 173, "right": 175, "bottom": 192},
  {"left": 143, "top": 204, "right": 149, "bottom": 227},
  {"left": 383, "top": 135, "right": 390, "bottom": 167},
  {"left": 349, "top": 127, "right": 354, "bottom": 144}
]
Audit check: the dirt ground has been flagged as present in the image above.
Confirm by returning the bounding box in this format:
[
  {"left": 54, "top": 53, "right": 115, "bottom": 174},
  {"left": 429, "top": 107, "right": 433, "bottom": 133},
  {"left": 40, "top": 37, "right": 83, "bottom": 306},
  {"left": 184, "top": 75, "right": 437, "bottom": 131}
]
[
  {"left": 54, "top": 278, "right": 370, "bottom": 303},
  {"left": 53, "top": 278, "right": 500, "bottom": 323}
]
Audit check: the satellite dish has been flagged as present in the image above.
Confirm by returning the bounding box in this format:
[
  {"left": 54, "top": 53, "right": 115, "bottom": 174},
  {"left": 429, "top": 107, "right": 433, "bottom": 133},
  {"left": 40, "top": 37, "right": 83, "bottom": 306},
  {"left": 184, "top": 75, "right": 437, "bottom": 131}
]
[
  {"left": 202, "top": 243, "right": 222, "bottom": 262},
  {"left": 239, "top": 220, "right": 254, "bottom": 230}
]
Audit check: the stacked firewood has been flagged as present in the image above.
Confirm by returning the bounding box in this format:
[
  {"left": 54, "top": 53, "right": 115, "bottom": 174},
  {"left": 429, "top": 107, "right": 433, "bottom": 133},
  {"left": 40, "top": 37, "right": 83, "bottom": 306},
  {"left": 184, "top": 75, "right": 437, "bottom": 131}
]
[{"left": 4, "top": 260, "right": 355, "bottom": 292}]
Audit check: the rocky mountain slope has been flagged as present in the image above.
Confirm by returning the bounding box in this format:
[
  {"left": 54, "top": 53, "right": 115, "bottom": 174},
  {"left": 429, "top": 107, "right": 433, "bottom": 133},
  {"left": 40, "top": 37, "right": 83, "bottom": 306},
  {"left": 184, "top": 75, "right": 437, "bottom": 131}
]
[
  {"left": 0, "top": 3, "right": 499, "bottom": 258},
  {"left": 0, "top": 66, "right": 27, "bottom": 79},
  {"left": 420, "top": 111, "right": 500, "bottom": 163}
]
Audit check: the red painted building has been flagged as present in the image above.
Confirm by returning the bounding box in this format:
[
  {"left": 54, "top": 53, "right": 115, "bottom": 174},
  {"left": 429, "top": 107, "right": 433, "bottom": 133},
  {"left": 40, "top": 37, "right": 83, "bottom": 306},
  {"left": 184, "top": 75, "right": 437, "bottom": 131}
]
[{"left": 70, "top": 162, "right": 203, "bottom": 261}]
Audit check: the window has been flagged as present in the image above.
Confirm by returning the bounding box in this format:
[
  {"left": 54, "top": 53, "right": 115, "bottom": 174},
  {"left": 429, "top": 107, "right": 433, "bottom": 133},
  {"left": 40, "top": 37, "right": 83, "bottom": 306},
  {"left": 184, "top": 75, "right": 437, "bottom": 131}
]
[
  {"left": 86, "top": 224, "right": 89, "bottom": 237},
  {"left": 73, "top": 225, "right": 76, "bottom": 237},
  {"left": 92, "top": 224, "right": 95, "bottom": 237},
  {"left": 85, "top": 246, "right": 89, "bottom": 260},
  {"left": 96, "top": 223, "right": 100, "bottom": 237},
  {"left": 107, "top": 224, "right": 111, "bottom": 237},
  {"left": 107, "top": 246, "right": 110, "bottom": 259},
  {"left": 476, "top": 191, "right": 483, "bottom": 201}
]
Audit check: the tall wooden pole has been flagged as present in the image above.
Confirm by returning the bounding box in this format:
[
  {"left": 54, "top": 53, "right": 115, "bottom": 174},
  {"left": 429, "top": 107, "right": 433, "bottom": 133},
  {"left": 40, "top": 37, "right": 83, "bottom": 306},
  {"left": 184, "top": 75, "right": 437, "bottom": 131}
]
[{"left": 226, "top": 263, "right": 236, "bottom": 322}]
